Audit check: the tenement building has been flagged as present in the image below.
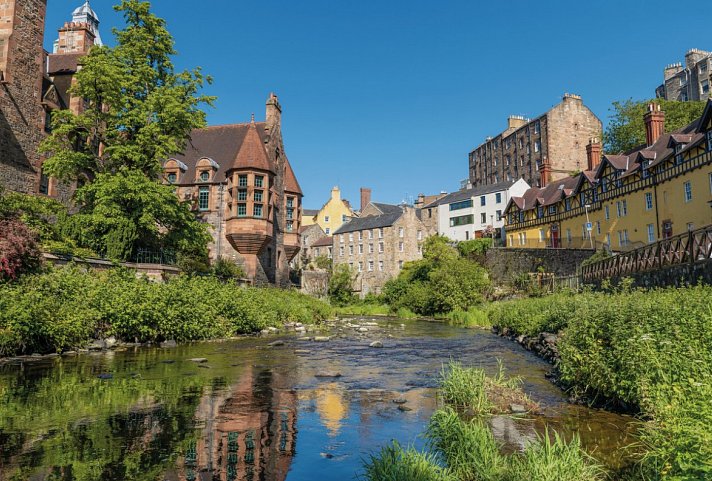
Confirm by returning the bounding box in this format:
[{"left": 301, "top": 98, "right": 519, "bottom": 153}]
[
  {"left": 332, "top": 201, "right": 430, "bottom": 297},
  {"left": 503, "top": 101, "right": 712, "bottom": 251},
  {"left": 1, "top": 0, "right": 98, "bottom": 199},
  {"left": 301, "top": 185, "right": 357, "bottom": 235},
  {"left": 164, "top": 94, "right": 303, "bottom": 286},
  {"left": 468, "top": 94, "right": 601, "bottom": 189},
  {"left": 423, "top": 179, "right": 529, "bottom": 242},
  {"left": 656, "top": 48, "right": 711, "bottom": 102}
]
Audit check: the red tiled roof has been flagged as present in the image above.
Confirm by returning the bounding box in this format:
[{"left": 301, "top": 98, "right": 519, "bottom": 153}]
[
  {"left": 232, "top": 121, "right": 272, "bottom": 172},
  {"left": 47, "top": 53, "right": 83, "bottom": 74},
  {"left": 284, "top": 157, "right": 302, "bottom": 195}
]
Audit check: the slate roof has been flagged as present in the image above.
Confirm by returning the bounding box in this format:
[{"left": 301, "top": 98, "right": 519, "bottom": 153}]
[
  {"left": 371, "top": 202, "right": 403, "bottom": 215},
  {"left": 423, "top": 180, "right": 516, "bottom": 209},
  {"left": 333, "top": 210, "right": 404, "bottom": 235},
  {"left": 303, "top": 209, "right": 319, "bottom": 217},
  {"left": 311, "top": 237, "right": 334, "bottom": 248}
]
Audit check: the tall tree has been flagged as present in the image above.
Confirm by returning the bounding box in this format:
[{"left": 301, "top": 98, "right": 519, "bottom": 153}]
[
  {"left": 39, "top": 0, "right": 213, "bottom": 261},
  {"left": 603, "top": 99, "right": 705, "bottom": 154}
]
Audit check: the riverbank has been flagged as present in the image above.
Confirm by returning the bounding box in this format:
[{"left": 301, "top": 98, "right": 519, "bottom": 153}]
[
  {"left": 0, "top": 265, "right": 332, "bottom": 357},
  {"left": 488, "top": 286, "right": 712, "bottom": 479}
]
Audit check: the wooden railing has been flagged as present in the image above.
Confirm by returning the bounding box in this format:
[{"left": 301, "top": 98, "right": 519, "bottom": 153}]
[{"left": 582, "top": 224, "right": 712, "bottom": 281}]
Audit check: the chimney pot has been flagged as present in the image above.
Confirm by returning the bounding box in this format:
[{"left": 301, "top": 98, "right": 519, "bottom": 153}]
[
  {"left": 586, "top": 138, "right": 602, "bottom": 171},
  {"left": 644, "top": 103, "right": 665, "bottom": 147},
  {"left": 360, "top": 187, "right": 372, "bottom": 212}
]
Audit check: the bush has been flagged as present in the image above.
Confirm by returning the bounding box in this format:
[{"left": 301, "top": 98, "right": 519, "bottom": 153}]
[
  {"left": 211, "top": 257, "right": 245, "bottom": 279},
  {"left": 0, "top": 217, "right": 41, "bottom": 282},
  {"left": 328, "top": 263, "right": 355, "bottom": 306},
  {"left": 0, "top": 266, "right": 332, "bottom": 355}
]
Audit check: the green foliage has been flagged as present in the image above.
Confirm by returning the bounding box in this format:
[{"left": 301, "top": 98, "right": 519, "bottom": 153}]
[
  {"left": 489, "top": 286, "right": 712, "bottom": 479},
  {"left": 439, "top": 361, "right": 525, "bottom": 415},
  {"left": 40, "top": 0, "right": 214, "bottom": 180},
  {"left": 362, "top": 441, "right": 456, "bottom": 481},
  {"left": 442, "top": 307, "right": 491, "bottom": 328},
  {"left": 457, "top": 238, "right": 493, "bottom": 259},
  {"left": 211, "top": 257, "right": 245, "bottom": 280},
  {"left": 0, "top": 266, "right": 332, "bottom": 356},
  {"left": 328, "top": 263, "right": 356, "bottom": 306},
  {"left": 382, "top": 236, "right": 491, "bottom": 316},
  {"left": 580, "top": 249, "right": 611, "bottom": 267},
  {"left": 603, "top": 99, "right": 705, "bottom": 154},
  {"left": 62, "top": 169, "right": 211, "bottom": 261},
  {"left": 312, "top": 254, "right": 333, "bottom": 270}
]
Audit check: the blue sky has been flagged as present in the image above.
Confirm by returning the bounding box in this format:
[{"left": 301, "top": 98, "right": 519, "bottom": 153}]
[{"left": 45, "top": 1, "right": 710, "bottom": 207}]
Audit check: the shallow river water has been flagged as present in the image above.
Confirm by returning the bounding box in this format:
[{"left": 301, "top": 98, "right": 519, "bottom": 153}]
[{"left": 0, "top": 318, "right": 637, "bottom": 481}]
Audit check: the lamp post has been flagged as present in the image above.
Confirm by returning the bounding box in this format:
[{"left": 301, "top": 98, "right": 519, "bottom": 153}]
[{"left": 584, "top": 204, "right": 594, "bottom": 249}]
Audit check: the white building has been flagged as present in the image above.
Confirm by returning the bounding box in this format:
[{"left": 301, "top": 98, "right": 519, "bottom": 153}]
[{"left": 424, "top": 179, "right": 529, "bottom": 241}]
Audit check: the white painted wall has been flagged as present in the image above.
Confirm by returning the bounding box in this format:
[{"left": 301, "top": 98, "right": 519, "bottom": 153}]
[{"left": 436, "top": 179, "right": 529, "bottom": 241}]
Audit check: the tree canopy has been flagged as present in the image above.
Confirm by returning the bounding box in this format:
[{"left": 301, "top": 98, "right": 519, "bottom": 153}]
[
  {"left": 39, "top": 0, "right": 214, "bottom": 261},
  {"left": 603, "top": 99, "right": 705, "bottom": 154}
]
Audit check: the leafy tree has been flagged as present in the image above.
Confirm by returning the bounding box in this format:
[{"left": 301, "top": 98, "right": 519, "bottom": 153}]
[
  {"left": 328, "top": 264, "right": 355, "bottom": 306},
  {"left": 39, "top": 0, "right": 214, "bottom": 261},
  {"left": 604, "top": 99, "right": 705, "bottom": 154}
]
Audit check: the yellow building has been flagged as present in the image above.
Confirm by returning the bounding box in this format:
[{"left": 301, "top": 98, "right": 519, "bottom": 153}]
[
  {"left": 504, "top": 101, "right": 712, "bottom": 251},
  {"left": 301, "top": 186, "right": 356, "bottom": 236}
]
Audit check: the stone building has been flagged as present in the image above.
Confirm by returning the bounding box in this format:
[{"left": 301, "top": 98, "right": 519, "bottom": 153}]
[
  {"left": 296, "top": 223, "right": 328, "bottom": 268},
  {"left": 468, "top": 94, "right": 601, "bottom": 189},
  {"left": 656, "top": 48, "right": 711, "bottom": 102},
  {"left": 332, "top": 202, "right": 430, "bottom": 297},
  {"left": 1, "top": 0, "right": 98, "bottom": 199},
  {"left": 164, "top": 94, "right": 303, "bottom": 286}
]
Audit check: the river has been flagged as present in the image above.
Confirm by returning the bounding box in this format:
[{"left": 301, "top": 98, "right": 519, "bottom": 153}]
[{"left": 0, "top": 317, "right": 637, "bottom": 481}]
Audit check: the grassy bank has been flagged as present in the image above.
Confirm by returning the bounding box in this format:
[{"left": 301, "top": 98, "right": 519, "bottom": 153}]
[
  {"left": 487, "top": 286, "right": 712, "bottom": 479},
  {"left": 0, "top": 265, "right": 332, "bottom": 356},
  {"left": 364, "top": 362, "right": 605, "bottom": 481}
]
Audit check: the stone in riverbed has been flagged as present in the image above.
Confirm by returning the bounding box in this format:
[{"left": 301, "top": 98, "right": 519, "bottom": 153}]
[
  {"left": 397, "top": 405, "right": 412, "bottom": 412},
  {"left": 392, "top": 398, "right": 407, "bottom": 404},
  {"left": 104, "top": 336, "right": 118, "bottom": 349},
  {"left": 315, "top": 371, "right": 342, "bottom": 378},
  {"left": 295, "top": 326, "right": 306, "bottom": 332},
  {"left": 161, "top": 339, "right": 177, "bottom": 348},
  {"left": 313, "top": 336, "right": 330, "bottom": 342},
  {"left": 87, "top": 339, "right": 105, "bottom": 351},
  {"left": 369, "top": 341, "right": 383, "bottom": 348},
  {"left": 510, "top": 404, "right": 527, "bottom": 414},
  {"left": 357, "top": 327, "right": 368, "bottom": 332},
  {"left": 268, "top": 340, "right": 286, "bottom": 347},
  {"left": 189, "top": 358, "right": 208, "bottom": 363}
]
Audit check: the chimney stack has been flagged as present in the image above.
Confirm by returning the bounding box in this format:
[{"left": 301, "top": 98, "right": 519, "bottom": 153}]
[
  {"left": 586, "top": 138, "right": 602, "bottom": 171},
  {"left": 644, "top": 103, "right": 665, "bottom": 147},
  {"left": 360, "top": 187, "right": 371, "bottom": 212},
  {"left": 264, "top": 92, "right": 281, "bottom": 140},
  {"left": 540, "top": 156, "right": 552, "bottom": 187}
]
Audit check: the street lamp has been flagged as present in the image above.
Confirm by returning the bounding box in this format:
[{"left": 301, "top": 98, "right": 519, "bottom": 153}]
[{"left": 584, "top": 204, "right": 594, "bottom": 249}]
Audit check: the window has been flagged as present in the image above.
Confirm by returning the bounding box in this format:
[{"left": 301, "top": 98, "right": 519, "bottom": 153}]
[
  {"left": 254, "top": 190, "right": 263, "bottom": 202},
  {"left": 342, "top": 214, "right": 347, "bottom": 222},
  {"left": 349, "top": 245, "right": 354, "bottom": 255},
  {"left": 616, "top": 200, "right": 627, "bottom": 217},
  {"left": 254, "top": 175, "right": 264, "bottom": 187},
  {"left": 358, "top": 244, "right": 363, "bottom": 254},
  {"left": 645, "top": 192, "right": 653, "bottom": 210},
  {"left": 200, "top": 171, "right": 209, "bottom": 182},
  {"left": 339, "top": 246, "right": 344, "bottom": 257},
  {"left": 534, "top": 140, "right": 541, "bottom": 153},
  {"left": 379, "top": 228, "right": 384, "bottom": 238},
  {"left": 398, "top": 260, "right": 404, "bottom": 269},
  {"left": 495, "top": 193, "right": 502, "bottom": 203},
  {"left": 480, "top": 213, "right": 487, "bottom": 224},
  {"left": 237, "top": 203, "right": 247, "bottom": 217},
  {"left": 167, "top": 172, "right": 177, "bottom": 184},
  {"left": 709, "top": 173, "right": 712, "bottom": 193},
  {"left": 378, "top": 261, "right": 383, "bottom": 271},
  {"left": 358, "top": 262, "right": 363, "bottom": 273},
  {"left": 548, "top": 205, "right": 556, "bottom": 215},
  {"left": 368, "top": 260, "right": 374, "bottom": 271},
  {"left": 674, "top": 143, "right": 684, "bottom": 164},
  {"left": 606, "top": 233, "right": 611, "bottom": 246},
  {"left": 480, "top": 196, "right": 486, "bottom": 206},
  {"left": 198, "top": 186, "right": 209, "bottom": 211},
  {"left": 596, "top": 221, "right": 601, "bottom": 235},
  {"left": 566, "top": 228, "right": 572, "bottom": 243},
  {"left": 238, "top": 175, "right": 248, "bottom": 187},
  {"left": 286, "top": 220, "right": 294, "bottom": 232},
  {"left": 253, "top": 204, "right": 263, "bottom": 217},
  {"left": 238, "top": 189, "right": 247, "bottom": 201},
  {"left": 496, "top": 209, "right": 502, "bottom": 220},
  {"left": 340, "top": 234, "right": 344, "bottom": 243},
  {"left": 399, "top": 241, "right": 404, "bottom": 252},
  {"left": 449, "top": 199, "right": 473, "bottom": 211},
  {"left": 450, "top": 214, "right": 474, "bottom": 227},
  {"left": 701, "top": 61, "right": 709, "bottom": 73},
  {"left": 647, "top": 224, "right": 655, "bottom": 243},
  {"left": 605, "top": 205, "right": 610, "bottom": 220},
  {"left": 537, "top": 206, "right": 544, "bottom": 218},
  {"left": 565, "top": 198, "right": 571, "bottom": 211},
  {"left": 358, "top": 231, "right": 363, "bottom": 241},
  {"left": 325, "top": 216, "right": 330, "bottom": 223},
  {"left": 539, "top": 228, "right": 545, "bottom": 242},
  {"left": 702, "top": 80, "right": 710, "bottom": 95},
  {"left": 399, "top": 227, "right": 404, "bottom": 237},
  {"left": 378, "top": 242, "right": 384, "bottom": 253},
  {"left": 349, "top": 233, "right": 353, "bottom": 242},
  {"left": 534, "top": 121, "right": 540, "bottom": 134},
  {"left": 325, "top": 228, "right": 330, "bottom": 235},
  {"left": 417, "top": 230, "right": 422, "bottom": 240},
  {"left": 368, "top": 230, "right": 374, "bottom": 239},
  {"left": 287, "top": 197, "right": 294, "bottom": 208},
  {"left": 369, "top": 243, "right": 374, "bottom": 253},
  {"left": 39, "top": 170, "right": 50, "bottom": 195},
  {"left": 684, "top": 181, "right": 692, "bottom": 202},
  {"left": 707, "top": 131, "right": 712, "bottom": 151}
]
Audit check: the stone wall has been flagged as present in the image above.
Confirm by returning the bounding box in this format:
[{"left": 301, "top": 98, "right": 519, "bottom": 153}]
[
  {"left": 301, "top": 269, "right": 329, "bottom": 298},
  {"left": 484, "top": 247, "right": 594, "bottom": 285},
  {"left": 0, "top": 0, "right": 47, "bottom": 194},
  {"left": 42, "top": 253, "right": 182, "bottom": 282},
  {"left": 589, "top": 260, "right": 712, "bottom": 289}
]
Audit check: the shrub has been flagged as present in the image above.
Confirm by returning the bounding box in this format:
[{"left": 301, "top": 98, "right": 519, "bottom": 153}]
[
  {"left": 362, "top": 441, "right": 456, "bottom": 481},
  {"left": 0, "top": 217, "right": 41, "bottom": 282},
  {"left": 211, "top": 257, "right": 245, "bottom": 279},
  {"left": 328, "top": 263, "right": 355, "bottom": 306}
]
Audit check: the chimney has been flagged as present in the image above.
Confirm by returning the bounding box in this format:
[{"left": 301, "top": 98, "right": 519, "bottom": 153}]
[
  {"left": 507, "top": 115, "right": 528, "bottom": 131},
  {"left": 540, "top": 156, "right": 552, "bottom": 187},
  {"left": 644, "top": 103, "right": 665, "bottom": 146},
  {"left": 586, "top": 138, "right": 602, "bottom": 171},
  {"left": 264, "top": 92, "right": 281, "bottom": 141},
  {"left": 360, "top": 187, "right": 371, "bottom": 212}
]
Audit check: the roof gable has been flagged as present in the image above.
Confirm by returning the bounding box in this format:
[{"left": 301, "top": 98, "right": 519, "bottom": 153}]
[
  {"left": 231, "top": 121, "right": 272, "bottom": 172},
  {"left": 697, "top": 99, "right": 712, "bottom": 133}
]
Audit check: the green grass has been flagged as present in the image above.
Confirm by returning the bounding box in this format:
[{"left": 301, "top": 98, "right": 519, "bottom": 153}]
[
  {"left": 334, "top": 303, "right": 391, "bottom": 317},
  {"left": 442, "top": 307, "right": 491, "bottom": 328},
  {"left": 362, "top": 441, "right": 455, "bottom": 481}
]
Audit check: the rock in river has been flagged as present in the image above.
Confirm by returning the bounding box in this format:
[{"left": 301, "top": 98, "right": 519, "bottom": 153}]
[
  {"left": 369, "top": 341, "right": 383, "bottom": 348},
  {"left": 189, "top": 358, "right": 208, "bottom": 363},
  {"left": 268, "top": 340, "right": 286, "bottom": 347},
  {"left": 313, "top": 336, "right": 330, "bottom": 342},
  {"left": 315, "top": 371, "right": 342, "bottom": 378}
]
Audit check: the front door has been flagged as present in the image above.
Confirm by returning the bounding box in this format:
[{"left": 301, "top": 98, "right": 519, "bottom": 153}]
[{"left": 550, "top": 224, "right": 560, "bottom": 248}]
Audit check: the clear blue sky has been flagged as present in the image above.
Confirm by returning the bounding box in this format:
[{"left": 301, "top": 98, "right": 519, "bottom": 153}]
[{"left": 45, "top": 0, "right": 710, "bottom": 207}]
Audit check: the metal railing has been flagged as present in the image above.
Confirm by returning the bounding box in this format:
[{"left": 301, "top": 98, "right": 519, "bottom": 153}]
[
  {"left": 582, "top": 224, "right": 712, "bottom": 282},
  {"left": 134, "top": 248, "right": 177, "bottom": 266},
  {"left": 505, "top": 236, "right": 597, "bottom": 250}
]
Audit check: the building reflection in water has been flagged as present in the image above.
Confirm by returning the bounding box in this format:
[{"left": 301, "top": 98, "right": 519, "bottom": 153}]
[
  {"left": 313, "top": 383, "right": 349, "bottom": 437},
  {"left": 168, "top": 365, "right": 297, "bottom": 481}
]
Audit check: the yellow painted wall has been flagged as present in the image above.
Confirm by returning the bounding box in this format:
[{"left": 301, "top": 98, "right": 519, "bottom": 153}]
[
  {"left": 308, "top": 186, "right": 355, "bottom": 236},
  {"left": 658, "top": 167, "right": 712, "bottom": 234}
]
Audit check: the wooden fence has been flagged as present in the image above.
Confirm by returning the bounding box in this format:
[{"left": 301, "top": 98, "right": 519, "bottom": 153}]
[{"left": 582, "top": 224, "right": 712, "bottom": 282}]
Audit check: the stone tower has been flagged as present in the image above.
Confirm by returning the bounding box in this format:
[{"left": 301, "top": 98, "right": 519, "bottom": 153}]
[{"left": 53, "top": 1, "right": 102, "bottom": 54}]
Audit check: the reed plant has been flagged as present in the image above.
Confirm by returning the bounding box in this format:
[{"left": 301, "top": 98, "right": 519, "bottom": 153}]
[{"left": 361, "top": 441, "right": 455, "bottom": 481}]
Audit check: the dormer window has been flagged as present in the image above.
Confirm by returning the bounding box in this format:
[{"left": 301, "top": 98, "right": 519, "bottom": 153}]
[
  {"left": 200, "top": 171, "right": 209, "bottom": 182},
  {"left": 537, "top": 206, "right": 544, "bottom": 218},
  {"left": 565, "top": 198, "right": 571, "bottom": 211},
  {"left": 674, "top": 144, "right": 684, "bottom": 165},
  {"left": 548, "top": 205, "right": 556, "bottom": 215},
  {"left": 167, "top": 172, "right": 177, "bottom": 184}
]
